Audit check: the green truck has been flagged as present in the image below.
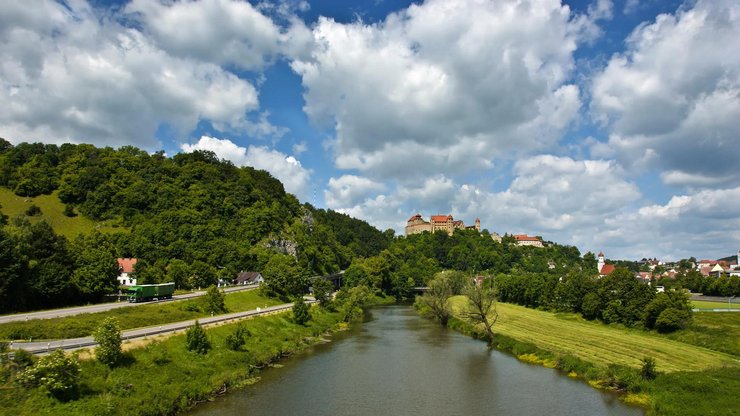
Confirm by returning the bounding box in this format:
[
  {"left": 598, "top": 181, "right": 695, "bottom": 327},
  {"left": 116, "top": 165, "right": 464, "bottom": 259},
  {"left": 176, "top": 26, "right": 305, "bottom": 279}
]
[{"left": 127, "top": 283, "right": 175, "bottom": 303}]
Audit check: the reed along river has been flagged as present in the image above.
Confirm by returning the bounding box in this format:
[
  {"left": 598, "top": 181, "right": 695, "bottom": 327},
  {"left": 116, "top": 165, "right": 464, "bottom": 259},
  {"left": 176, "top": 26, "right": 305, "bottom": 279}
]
[{"left": 189, "top": 305, "right": 644, "bottom": 416}]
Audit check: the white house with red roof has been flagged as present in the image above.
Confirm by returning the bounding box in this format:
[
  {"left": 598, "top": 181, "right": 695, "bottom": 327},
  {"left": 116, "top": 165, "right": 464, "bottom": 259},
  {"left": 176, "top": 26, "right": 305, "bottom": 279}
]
[
  {"left": 513, "top": 234, "right": 544, "bottom": 248},
  {"left": 117, "top": 258, "right": 137, "bottom": 286},
  {"left": 597, "top": 251, "right": 615, "bottom": 277}
]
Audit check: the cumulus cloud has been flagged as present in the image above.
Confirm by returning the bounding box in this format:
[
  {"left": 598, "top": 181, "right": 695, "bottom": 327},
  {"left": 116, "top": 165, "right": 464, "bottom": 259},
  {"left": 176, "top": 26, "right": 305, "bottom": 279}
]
[
  {"left": 181, "top": 136, "right": 312, "bottom": 200},
  {"left": 291, "top": 0, "right": 588, "bottom": 178},
  {"left": 325, "top": 175, "right": 386, "bottom": 208},
  {"left": 0, "top": 0, "right": 283, "bottom": 148},
  {"left": 591, "top": 0, "right": 740, "bottom": 188}
]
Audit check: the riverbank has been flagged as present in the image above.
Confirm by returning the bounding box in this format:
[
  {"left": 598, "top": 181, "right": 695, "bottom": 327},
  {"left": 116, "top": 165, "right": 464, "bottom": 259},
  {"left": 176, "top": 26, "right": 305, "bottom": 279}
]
[
  {"left": 0, "top": 305, "right": 349, "bottom": 416},
  {"left": 436, "top": 297, "right": 739, "bottom": 415}
]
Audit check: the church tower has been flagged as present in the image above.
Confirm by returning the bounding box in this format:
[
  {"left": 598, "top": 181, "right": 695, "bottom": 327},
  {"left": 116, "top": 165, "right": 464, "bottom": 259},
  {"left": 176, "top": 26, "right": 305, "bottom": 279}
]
[
  {"left": 475, "top": 218, "right": 481, "bottom": 231},
  {"left": 597, "top": 251, "right": 605, "bottom": 273}
]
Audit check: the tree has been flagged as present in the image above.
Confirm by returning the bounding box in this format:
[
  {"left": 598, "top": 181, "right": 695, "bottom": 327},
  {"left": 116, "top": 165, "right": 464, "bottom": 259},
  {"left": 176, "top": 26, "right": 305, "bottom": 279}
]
[
  {"left": 460, "top": 282, "right": 498, "bottom": 342},
  {"left": 190, "top": 260, "right": 217, "bottom": 289},
  {"left": 419, "top": 273, "right": 453, "bottom": 326},
  {"left": 292, "top": 297, "right": 311, "bottom": 325},
  {"left": 641, "top": 356, "right": 657, "bottom": 380},
  {"left": 93, "top": 317, "right": 122, "bottom": 367},
  {"left": 224, "top": 325, "right": 250, "bottom": 351},
  {"left": 311, "top": 277, "right": 334, "bottom": 308},
  {"left": 202, "top": 285, "right": 226, "bottom": 315},
  {"left": 335, "top": 285, "right": 371, "bottom": 322},
  {"left": 655, "top": 308, "right": 690, "bottom": 333},
  {"left": 261, "top": 254, "right": 308, "bottom": 300},
  {"left": 20, "top": 350, "right": 80, "bottom": 401},
  {"left": 185, "top": 321, "right": 210, "bottom": 354}
]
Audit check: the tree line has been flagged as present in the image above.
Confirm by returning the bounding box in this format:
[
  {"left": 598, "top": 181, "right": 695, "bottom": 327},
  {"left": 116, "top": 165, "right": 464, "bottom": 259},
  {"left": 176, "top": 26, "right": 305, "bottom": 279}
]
[{"left": 0, "top": 140, "right": 389, "bottom": 313}]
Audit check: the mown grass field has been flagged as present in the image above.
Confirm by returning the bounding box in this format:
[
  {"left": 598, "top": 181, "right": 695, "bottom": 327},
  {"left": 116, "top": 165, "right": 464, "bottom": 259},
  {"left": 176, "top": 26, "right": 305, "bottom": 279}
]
[
  {"left": 0, "top": 290, "right": 282, "bottom": 340},
  {"left": 0, "top": 305, "right": 344, "bottom": 416},
  {"left": 448, "top": 296, "right": 738, "bottom": 373},
  {"left": 691, "top": 300, "right": 740, "bottom": 310},
  {"left": 0, "top": 187, "right": 122, "bottom": 238}
]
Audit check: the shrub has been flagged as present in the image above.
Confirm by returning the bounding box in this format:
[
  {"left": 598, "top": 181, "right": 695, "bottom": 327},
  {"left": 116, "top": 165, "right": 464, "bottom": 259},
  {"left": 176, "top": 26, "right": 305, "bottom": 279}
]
[
  {"left": 185, "top": 321, "right": 210, "bottom": 354},
  {"left": 641, "top": 356, "right": 657, "bottom": 380},
  {"left": 24, "top": 204, "right": 41, "bottom": 216},
  {"left": 201, "top": 285, "right": 226, "bottom": 315},
  {"left": 19, "top": 350, "right": 80, "bottom": 401},
  {"left": 581, "top": 292, "right": 600, "bottom": 320},
  {"left": 62, "top": 204, "right": 77, "bottom": 217},
  {"left": 93, "top": 317, "right": 123, "bottom": 367},
  {"left": 225, "top": 325, "right": 251, "bottom": 351},
  {"left": 292, "top": 297, "right": 311, "bottom": 325},
  {"left": 655, "top": 308, "right": 689, "bottom": 333}
]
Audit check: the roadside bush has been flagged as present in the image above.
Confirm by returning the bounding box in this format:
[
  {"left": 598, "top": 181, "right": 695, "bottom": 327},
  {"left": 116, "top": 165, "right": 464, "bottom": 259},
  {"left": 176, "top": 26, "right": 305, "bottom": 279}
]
[
  {"left": 292, "top": 297, "right": 311, "bottom": 325},
  {"left": 185, "top": 321, "right": 210, "bottom": 354},
  {"left": 19, "top": 350, "right": 80, "bottom": 401},
  {"left": 202, "top": 285, "right": 226, "bottom": 315},
  {"left": 655, "top": 308, "right": 689, "bottom": 333},
  {"left": 93, "top": 317, "right": 123, "bottom": 367},
  {"left": 224, "top": 325, "right": 251, "bottom": 351}
]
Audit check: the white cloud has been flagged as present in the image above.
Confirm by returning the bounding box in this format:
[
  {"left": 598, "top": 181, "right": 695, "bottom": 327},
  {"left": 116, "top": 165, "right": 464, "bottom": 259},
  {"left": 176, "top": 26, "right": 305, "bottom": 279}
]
[
  {"left": 125, "top": 0, "right": 282, "bottom": 71},
  {"left": 325, "top": 175, "right": 386, "bottom": 208},
  {"left": 591, "top": 0, "right": 740, "bottom": 188},
  {"left": 0, "top": 0, "right": 284, "bottom": 148},
  {"left": 181, "top": 136, "right": 312, "bottom": 200},
  {"left": 291, "top": 0, "right": 587, "bottom": 178}
]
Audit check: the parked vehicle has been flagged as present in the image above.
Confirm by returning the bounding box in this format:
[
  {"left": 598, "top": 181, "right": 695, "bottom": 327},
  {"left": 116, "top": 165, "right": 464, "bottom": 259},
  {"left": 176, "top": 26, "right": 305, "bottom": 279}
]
[{"left": 128, "top": 283, "right": 175, "bottom": 303}]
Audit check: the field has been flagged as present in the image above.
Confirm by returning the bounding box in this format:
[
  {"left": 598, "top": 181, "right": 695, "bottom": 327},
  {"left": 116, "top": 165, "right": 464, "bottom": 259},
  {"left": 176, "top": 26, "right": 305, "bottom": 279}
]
[
  {"left": 0, "top": 187, "right": 122, "bottom": 238},
  {"left": 691, "top": 300, "right": 740, "bottom": 310},
  {"left": 448, "top": 297, "right": 738, "bottom": 373},
  {"left": 0, "top": 290, "right": 282, "bottom": 340}
]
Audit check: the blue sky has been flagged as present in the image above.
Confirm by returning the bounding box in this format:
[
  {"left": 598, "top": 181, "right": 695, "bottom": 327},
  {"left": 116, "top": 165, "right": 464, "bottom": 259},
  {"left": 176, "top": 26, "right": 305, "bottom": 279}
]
[{"left": 1, "top": 0, "right": 738, "bottom": 261}]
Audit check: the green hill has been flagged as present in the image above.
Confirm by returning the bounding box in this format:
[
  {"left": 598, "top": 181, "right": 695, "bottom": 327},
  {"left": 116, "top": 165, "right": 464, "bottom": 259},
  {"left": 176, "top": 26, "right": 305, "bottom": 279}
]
[{"left": 0, "top": 187, "right": 122, "bottom": 239}]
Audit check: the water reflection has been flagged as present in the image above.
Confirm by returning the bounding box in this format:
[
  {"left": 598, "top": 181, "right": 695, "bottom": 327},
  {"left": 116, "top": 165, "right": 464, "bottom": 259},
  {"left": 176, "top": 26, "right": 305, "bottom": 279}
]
[{"left": 189, "top": 306, "right": 644, "bottom": 416}]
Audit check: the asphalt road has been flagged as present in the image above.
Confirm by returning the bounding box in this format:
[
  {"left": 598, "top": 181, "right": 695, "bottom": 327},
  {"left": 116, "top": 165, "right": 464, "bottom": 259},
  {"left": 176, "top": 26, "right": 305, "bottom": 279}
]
[
  {"left": 0, "top": 285, "right": 258, "bottom": 324},
  {"left": 9, "top": 300, "right": 311, "bottom": 355}
]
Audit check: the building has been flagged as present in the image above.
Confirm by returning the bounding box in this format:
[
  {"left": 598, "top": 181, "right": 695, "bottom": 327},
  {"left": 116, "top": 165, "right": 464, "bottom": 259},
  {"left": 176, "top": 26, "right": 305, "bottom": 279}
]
[
  {"left": 117, "top": 258, "right": 137, "bottom": 286},
  {"left": 490, "top": 232, "right": 502, "bottom": 243},
  {"left": 513, "top": 234, "right": 544, "bottom": 248},
  {"left": 405, "top": 214, "right": 480, "bottom": 236},
  {"left": 597, "top": 252, "right": 615, "bottom": 277},
  {"left": 235, "top": 271, "right": 264, "bottom": 286}
]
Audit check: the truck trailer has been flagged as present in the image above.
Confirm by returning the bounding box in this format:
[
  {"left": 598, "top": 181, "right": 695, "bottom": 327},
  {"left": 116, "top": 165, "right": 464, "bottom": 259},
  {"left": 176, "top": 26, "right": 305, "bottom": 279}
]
[{"left": 128, "top": 283, "right": 175, "bottom": 303}]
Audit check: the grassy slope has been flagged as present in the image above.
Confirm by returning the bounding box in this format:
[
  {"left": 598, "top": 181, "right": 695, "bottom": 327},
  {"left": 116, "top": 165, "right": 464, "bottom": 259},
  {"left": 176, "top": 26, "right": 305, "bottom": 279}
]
[
  {"left": 0, "top": 188, "right": 121, "bottom": 238},
  {"left": 448, "top": 296, "right": 738, "bottom": 373},
  {"left": 0, "top": 290, "right": 282, "bottom": 340},
  {"left": 0, "top": 306, "right": 344, "bottom": 416}
]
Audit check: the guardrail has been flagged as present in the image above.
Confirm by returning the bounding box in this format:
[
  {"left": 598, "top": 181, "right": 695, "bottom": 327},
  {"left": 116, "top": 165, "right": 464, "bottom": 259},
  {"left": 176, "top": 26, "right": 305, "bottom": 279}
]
[{"left": 11, "top": 301, "right": 311, "bottom": 355}]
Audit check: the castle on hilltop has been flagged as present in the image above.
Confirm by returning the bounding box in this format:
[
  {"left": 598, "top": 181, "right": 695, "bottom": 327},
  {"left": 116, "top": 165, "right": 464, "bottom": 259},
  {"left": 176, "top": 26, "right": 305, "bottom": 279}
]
[{"left": 405, "top": 214, "right": 480, "bottom": 236}]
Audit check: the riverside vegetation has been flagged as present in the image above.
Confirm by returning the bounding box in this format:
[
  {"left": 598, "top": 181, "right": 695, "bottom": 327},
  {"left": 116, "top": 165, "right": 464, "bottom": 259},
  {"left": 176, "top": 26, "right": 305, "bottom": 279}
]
[{"left": 0, "top": 287, "right": 382, "bottom": 416}]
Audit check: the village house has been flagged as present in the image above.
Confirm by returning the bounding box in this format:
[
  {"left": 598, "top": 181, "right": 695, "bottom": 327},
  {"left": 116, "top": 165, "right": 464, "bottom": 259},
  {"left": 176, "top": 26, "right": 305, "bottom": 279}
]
[
  {"left": 513, "top": 234, "right": 544, "bottom": 248},
  {"left": 117, "top": 257, "right": 137, "bottom": 286},
  {"left": 235, "top": 271, "right": 264, "bottom": 286},
  {"left": 597, "top": 252, "right": 615, "bottom": 277}
]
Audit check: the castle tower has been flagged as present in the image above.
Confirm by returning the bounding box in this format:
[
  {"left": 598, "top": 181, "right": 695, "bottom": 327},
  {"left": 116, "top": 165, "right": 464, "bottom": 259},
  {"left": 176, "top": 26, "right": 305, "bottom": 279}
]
[
  {"left": 597, "top": 251, "right": 605, "bottom": 273},
  {"left": 475, "top": 218, "right": 481, "bottom": 231}
]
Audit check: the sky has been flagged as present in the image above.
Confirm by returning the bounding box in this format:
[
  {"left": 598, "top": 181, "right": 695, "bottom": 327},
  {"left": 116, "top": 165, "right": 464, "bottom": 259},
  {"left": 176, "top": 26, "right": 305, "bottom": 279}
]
[{"left": 1, "top": 0, "right": 738, "bottom": 261}]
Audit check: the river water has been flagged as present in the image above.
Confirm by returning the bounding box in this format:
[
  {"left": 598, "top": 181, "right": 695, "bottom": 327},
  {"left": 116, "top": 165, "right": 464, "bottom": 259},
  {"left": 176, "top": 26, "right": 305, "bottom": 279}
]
[{"left": 189, "top": 306, "right": 644, "bottom": 416}]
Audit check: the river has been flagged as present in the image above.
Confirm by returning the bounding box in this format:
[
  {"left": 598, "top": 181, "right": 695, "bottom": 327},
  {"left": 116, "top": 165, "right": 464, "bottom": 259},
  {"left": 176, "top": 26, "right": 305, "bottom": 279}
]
[{"left": 189, "top": 305, "right": 644, "bottom": 416}]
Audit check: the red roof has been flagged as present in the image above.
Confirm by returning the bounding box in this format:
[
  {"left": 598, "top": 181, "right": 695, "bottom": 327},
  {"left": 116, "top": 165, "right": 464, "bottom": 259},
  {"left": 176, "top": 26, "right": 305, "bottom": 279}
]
[
  {"left": 117, "top": 258, "right": 137, "bottom": 273},
  {"left": 407, "top": 214, "right": 423, "bottom": 222},
  {"left": 431, "top": 215, "right": 452, "bottom": 222},
  {"left": 514, "top": 234, "right": 540, "bottom": 241},
  {"left": 599, "top": 264, "right": 616, "bottom": 276},
  {"left": 598, "top": 251, "right": 604, "bottom": 257}
]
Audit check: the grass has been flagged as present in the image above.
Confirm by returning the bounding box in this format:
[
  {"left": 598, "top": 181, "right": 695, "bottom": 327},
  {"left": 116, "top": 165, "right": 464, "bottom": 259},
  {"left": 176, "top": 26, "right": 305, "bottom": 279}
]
[
  {"left": 666, "top": 312, "right": 740, "bottom": 356},
  {"left": 0, "top": 290, "right": 282, "bottom": 340},
  {"left": 691, "top": 300, "right": 740, "bottom": 310},
  {"left": 445, "top": 297, "right": 740, "bottom": 415},
  {"left": 0, "top": 305, "right": 346, "bottom": 416},
  {"left": 448, "top": 297, "right": 738, "bottom": 373},
  {"left": 0, "top": 187, "right": 122, "bottom": 238}
]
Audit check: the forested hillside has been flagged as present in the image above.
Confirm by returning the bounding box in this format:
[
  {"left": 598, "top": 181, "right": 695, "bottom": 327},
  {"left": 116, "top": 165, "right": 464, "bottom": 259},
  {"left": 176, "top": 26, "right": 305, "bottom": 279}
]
[{"left": 0, "top": 140, "right": 389, "bottom": 313}]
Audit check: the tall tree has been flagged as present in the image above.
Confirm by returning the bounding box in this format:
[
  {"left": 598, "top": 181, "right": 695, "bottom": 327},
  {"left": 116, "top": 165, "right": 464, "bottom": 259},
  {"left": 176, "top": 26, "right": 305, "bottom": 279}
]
[{"left": 460, "top": 282, "right": 498, "bottom": 342}]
